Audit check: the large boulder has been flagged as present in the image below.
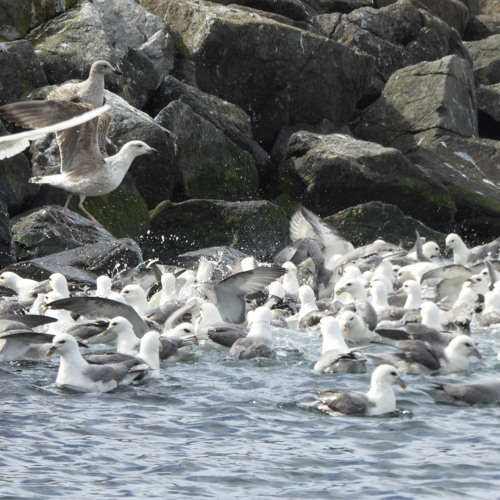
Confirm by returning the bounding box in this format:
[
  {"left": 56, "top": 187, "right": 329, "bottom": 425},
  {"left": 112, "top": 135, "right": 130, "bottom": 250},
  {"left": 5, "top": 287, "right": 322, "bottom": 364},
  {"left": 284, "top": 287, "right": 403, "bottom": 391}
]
[
  {"left": 11, "top": 205, "right": 116, "bottom": 261},
  {"left": 0, "top": 40, "right": 48, "bottom": 105},
  {"left": 415, "top": 0, "right": 470, "bottom": 35},
  {"left": 278, "top": 131, "right": 456, "bottom": 229},
  {"left": 464, "top": 35, "right": 500, "bottom": 84},
  {"left": 355, "top": 55, "right": 478, "bottom": 145},
  {"left": 0, "top": 124, "right": 39, "bottom": 216},
  {"left": 144, "top": 199, "right": 289, "bottom": 262},
  {"left": 0, "top": 200, "right": 14, "bottom": 268},
  {"left": 155, "top": 101, "right": 260, "bottom": 200},
  {"left": 142, "top": 0, "right": 373, "bottom": 146},
  {"left": 316, "top": 0, "right": 469, "bottom": 93},
  {"left": 3, "top": 238, "right": 143, "bottom": 283},
  {"left": 147, "top": 75, "right": 271, "bottom": 178},
  {"left": 0, "top": 0, "right": 78, "bottom": 41},
  {"left": 26, "top": 0, "right": 173, "bottom": 108},
  {"left": 326, "top": 201, "right": 446, "bottom": 247}
]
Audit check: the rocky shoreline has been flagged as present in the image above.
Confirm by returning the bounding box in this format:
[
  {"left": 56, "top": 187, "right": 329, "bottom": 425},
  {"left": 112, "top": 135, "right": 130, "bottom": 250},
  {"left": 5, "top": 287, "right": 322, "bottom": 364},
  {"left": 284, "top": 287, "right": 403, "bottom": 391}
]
[{"left": 0, "top": 0, "right": 499, "bottom": 278}]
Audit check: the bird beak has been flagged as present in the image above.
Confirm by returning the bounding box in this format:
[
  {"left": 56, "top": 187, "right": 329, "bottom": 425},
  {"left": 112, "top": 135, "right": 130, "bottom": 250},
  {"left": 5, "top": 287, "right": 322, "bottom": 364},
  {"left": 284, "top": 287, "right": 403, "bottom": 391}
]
[
  {"left": 148, "top": 147, "right": 159, "bottom": 155},
  {"left": 335, "top": 288, "right": 344, "bottom": 296},
  {"left": 46, "top": 345, "right": 57, "bottom": 357},
  {"left": 472, "top": 348, "right": 482, "bottom": 359},
  {"left": 159, "top": 344, "right": 163, "bottom": 353},
  {"left": 396, "top": 376, "right": 407, "bottom": 389},
  {"left": 443, "top": 246, "right": 451, "bottom": 256},
  {"left": 102, "top": 329, "right": 109, "bottom": 336},
  {"left": 113, "top": 69, "right": 123, "bottom": 75}
]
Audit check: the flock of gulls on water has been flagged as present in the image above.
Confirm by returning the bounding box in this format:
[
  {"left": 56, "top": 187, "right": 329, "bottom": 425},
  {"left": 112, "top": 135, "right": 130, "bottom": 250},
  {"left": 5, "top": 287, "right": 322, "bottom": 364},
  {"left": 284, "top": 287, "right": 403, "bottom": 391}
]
[{"left": 0, "top": 61, "right": 500, "bottom": 416}]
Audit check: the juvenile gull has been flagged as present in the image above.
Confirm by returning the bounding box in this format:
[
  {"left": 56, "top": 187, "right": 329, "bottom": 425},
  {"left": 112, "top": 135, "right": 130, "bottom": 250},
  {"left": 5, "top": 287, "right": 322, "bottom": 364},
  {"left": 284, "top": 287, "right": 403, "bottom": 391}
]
[
  {"left": 47, "top": 60, "right": 121, "bottom": 107},
  {"left": 46, "top": 333, "right": 148, "bottom": 393},
  {"left": 0, "top": 100, "right": 157, "bottom": 227},
  {"left": 311, "top": 364, "right": 406, "bottom": 416}
]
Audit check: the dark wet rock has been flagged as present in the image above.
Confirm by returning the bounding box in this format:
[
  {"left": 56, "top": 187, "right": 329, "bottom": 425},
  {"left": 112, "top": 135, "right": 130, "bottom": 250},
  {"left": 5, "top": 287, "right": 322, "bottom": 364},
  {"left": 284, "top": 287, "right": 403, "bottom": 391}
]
[
  {"left": 416, "top": 0, "right": 470, "bottom": 36},
  {"left": 326, "top": 201, "right": 446, "bottom": 247},
  {"left": 0, "top": 200, "right": 15, "bottom": 268},
  {"left": 209, "top": 0, "right": 318, "bottom": 22},
  {"left": 142, "top": 0, "right": 373, "bottom": 145},
  {"left": 144, "top": 199, "right": 289, "bottom": 263},
  {"left": 147, "top": 75, "right": 271, "bottom": 179},
  {"left": 0, "top": 124, "right": 39, "bottom": 216},
  {"left": 3, "top": 238, "right": 143, "bottom": 283},
  {"left": 355, "top": 55, "right": 478, "bottom": 145},
  {"left": 464, "top": 35, "right": 500, "bottom": 84},
  {"left": 0, "top": 40, "right": 48, "bottom": 105},
  {"left": 318, "top": 0, "right": 470, "bottom": 93},
  {"left": 26, "top": 0, "right": 171, "bottom": 108},
  {"left": 278, "top": 130, "right": 456, "bottom": 229},
  {"left": 0, "top": 0, "right": 78, "bottom": 41},
  {"left": 155, "top": 101, "right": 259, "bottom": 200},
  {"left": 11, "top": 205, "right": 116, "bottom": 261},
  {"left": 477, "top": 83, "right": 500, "bottom": 126}
]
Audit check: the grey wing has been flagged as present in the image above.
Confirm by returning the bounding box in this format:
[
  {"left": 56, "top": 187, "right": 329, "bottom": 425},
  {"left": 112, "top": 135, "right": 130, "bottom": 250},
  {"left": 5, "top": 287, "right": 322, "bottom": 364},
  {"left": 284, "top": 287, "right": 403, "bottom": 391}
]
[
  {"left": 469, "top": 238, "right": 500, "bottom": 263},
  {"left": 399, "top": 340, "right": 442, "bottom": 371},
  {"left": 159, "top": 337, "right": 186, "bottom": 360},
  {"left": 317, "top": 390, "right": 372, "bottom": 415},
  {"left": 85, "top": 353, "right": 138, "bottom": 365},
  {"left": 428, "top": 380, "right": 500, "bottom": 405},
  {"left": 46, "top": 297, "right": 150, "bottom": 337},
  {"left": 207, "top": 326, "right": 247, "bottom": 347},
  {"left": 55, "top": 104, "right": 105, "bottom": 175},
  {"left": 81, "top": 363, "right": 130, "bottom": 383},
  {"left": 0, "top": 329, "right": 54, "bottom": 344},
  {"left": 0, "top": 314, "right": 57, "bottom": 329},
  {"left": 229, "top": 337, "right": 272, "bottom": 360},
  {"left": 215, "top": 267, "right": 286, "bottom": 323},
  {"left": 354, "top": 300, "right": 378, "bottom": 331}
]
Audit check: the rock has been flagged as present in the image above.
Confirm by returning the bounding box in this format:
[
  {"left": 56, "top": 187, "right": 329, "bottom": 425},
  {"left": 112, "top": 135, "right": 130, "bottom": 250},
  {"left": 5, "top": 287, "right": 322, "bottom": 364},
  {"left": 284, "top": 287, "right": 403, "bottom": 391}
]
[
  {"left": 0, "top": 124, "right": 39, "bottom": 215},
  {"left": 464, "top": 35, "right": 500, "bottom": 84},
  {"left": 144, "top": 199, "right": 289, "bottom": 262},
  {"left": 3, "top": 238, "right": 143, "bottom": 283},
  {"left": 147, "top": 75, "right": 271, "bottom": 179},
  {"left": 477, "top": 83, "right": 500, "bottom": 132},
  {"left": 0, "top": 40, "right": 48, "bottom": 105},
  {"left": 355, "top": 55, "right": 478, "bottom": 145},
  {"left": 26, "top": 1, "right": 166, "bottom": 108},
  {"left": 416, "top": 0, "right": 470, "bottom": 35},
  {"left": 319, "top": 0, "right": 469, "bottom": 92},
  {"left": 155, "top": 101, "right": 260, "bottom": 200},
  {"left": 11, "top": 205, "right": 116, "bottom": 261},
  {"left": 326, "top": 201, "right": 446, "bottom": 247},
  {"left": 278, "top": 131, "right": 456, "bottom": 229},
  {"left": 0, "top": 0, "right": 78, "bottom": 41},
  {"left": 142, "top": 0, "right": 373, "bottom": 145},
  {"left": 0, "top": 200, "right": 14, "bottom": 268},
  {"left": 103, "top": 91, "right": 185, "bottom": 208},
  {"left": 92, "top": 0, "right": 174, "bottom": 78}
]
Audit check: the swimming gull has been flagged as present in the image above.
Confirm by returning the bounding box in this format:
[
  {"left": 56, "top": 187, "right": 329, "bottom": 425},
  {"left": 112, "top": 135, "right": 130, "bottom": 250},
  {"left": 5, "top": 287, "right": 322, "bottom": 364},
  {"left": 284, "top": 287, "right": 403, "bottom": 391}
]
[
  {"left": 0, "top": 99, "right": 157, "bottom": 227},
  {"left": 46, "top": 333, "right": 149, "bottom": 392},
  {"left": 311, "top": 364, "right": 406, "bottom": 416},
  {"left": 314, "top": 317, "right": 367, "bottom": 374},
  {"left": 229, "top": 306, "right": 274, "bottom": 360},
  {"left": 424, "top": 379, "right": 500, "bottom": 405}
]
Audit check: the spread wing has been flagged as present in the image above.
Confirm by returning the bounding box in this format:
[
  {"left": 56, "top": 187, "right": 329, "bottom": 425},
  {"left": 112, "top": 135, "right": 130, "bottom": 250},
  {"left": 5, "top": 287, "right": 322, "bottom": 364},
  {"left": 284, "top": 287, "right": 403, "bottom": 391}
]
[{"left": 0, "top": 101, "right": 109, "bottom": 161}]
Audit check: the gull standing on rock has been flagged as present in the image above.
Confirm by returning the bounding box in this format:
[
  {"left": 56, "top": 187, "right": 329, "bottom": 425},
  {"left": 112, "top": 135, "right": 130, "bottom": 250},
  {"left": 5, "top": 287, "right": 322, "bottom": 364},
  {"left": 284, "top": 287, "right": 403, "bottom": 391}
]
[
  {"left": 47, "top": 60, "right": 122, "bottom": 107},
  {"left": 0, "top": 100, "right": 157, "bottom": 227}
]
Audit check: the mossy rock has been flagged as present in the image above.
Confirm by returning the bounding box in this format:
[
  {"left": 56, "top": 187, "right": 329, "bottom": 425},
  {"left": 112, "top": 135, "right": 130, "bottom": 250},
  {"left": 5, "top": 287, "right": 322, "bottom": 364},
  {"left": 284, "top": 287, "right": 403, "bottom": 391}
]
[
  {"left": 144, "top": 199, "right": 289, "bottom": 262},
  {"left": 326, "top": 201, "right": 446, "bottom": 247}
]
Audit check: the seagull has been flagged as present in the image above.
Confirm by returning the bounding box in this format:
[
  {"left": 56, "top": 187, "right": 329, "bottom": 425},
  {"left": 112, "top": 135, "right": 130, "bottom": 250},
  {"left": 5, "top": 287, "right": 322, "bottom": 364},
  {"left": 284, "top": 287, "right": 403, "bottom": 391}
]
[
  {"left": 199, "top": 266, "right": 287, "bottom": 324},
  {"left": 46, "top": 333, "right": 149, "bottom": 393},
  {"left": 311, "top": 364, "right": 406, "bottom": 416},
  {"left": 228, "top": 306, "right": 274, "bottom": 360},
  {"left": 0, "top": 99, "right": 157, "bottom": 227},
  {"left": 47, "top": 60, "right": 122, "bottom": 107},
  {"left": 0, "top": 102, "right": 109, "bottom": 160},
  {"left": 0, "top": 271, "right": 46, "bottom": 304},
  {"left": 314, "top": 317, "right": 367, "bottom": 374},
  {"left": 445, "top": 233, "right": 500, "bottom": 266},
  {"left": 424, "top": 379, "right": 500, "bottom": 405}
]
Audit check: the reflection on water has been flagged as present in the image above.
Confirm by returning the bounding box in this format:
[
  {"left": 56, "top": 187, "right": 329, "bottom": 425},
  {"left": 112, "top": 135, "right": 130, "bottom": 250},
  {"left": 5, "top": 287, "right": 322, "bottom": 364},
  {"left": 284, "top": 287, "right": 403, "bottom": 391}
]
[{"left": 1, "top": 324, "right": 500, "bottom": 498}]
